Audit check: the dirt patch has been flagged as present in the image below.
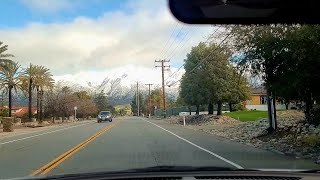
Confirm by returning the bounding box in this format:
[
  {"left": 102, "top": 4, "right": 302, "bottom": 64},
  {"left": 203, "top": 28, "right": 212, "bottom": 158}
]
[
  {"left": 166, "top": 114, "right": 241, "bottom": 126},
  {"left": 164, "top": 111, "right": 320, "bottom": 164}
]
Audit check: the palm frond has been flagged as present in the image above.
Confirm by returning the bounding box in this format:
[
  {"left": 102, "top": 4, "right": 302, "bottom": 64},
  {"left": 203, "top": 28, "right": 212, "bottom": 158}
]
[{"left": 0, "top": 42, "right": 14, "bottom": 62}]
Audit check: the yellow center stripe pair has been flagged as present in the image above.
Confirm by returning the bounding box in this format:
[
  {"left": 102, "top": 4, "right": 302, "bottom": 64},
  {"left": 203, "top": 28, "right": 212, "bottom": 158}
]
[{"left": 31, "top": 121, "right": 120, "bottom": 176}]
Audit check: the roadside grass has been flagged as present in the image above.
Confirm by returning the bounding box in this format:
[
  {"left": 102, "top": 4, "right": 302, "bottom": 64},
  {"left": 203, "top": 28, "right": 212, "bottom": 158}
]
[{"left": 224, "top": 110, "right": 268, "bottom": 122}]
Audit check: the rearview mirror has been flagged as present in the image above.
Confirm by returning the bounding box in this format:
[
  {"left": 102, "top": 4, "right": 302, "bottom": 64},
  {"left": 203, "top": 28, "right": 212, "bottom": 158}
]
[{"left": 168, "top": 0, "right": 320, "bottom": 24}]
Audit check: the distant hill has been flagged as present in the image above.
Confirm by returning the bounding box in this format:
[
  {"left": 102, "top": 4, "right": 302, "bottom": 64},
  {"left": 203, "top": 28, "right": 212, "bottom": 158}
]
[{"left": 6, "top": 76, "right": 180, "bottom": 107}]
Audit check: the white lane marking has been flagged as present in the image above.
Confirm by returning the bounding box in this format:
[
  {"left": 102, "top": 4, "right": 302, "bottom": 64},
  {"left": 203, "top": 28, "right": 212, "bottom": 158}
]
[
  {"left": 143, "top": 119, "right": 244, "bottom": 169},
  {"left": 0, "top": 122, "right": 93, "bottom": 145}
]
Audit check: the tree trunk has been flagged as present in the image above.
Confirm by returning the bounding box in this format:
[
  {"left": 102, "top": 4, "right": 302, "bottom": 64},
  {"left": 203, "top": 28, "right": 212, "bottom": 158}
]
[
  {"left": 39, "top": 91, "right": 43, "bottom": 122},
  {"left": 266, "top": 90, "right": 277, "bottom": 133},
  {"left": 64, "top": 109, "right": 67, "bottom": 122},
  {"left": 188, "top": 106, "right": 192, "bottom": 115},
  {"left": 229, "top": 102, "right": 233, "bottom": 112},
  {"left": 285, "top": 103, "right": 289, "bottom": 110},
  {"left": 28, "top": 78, "right": 32, "bottom": 120},
  {"left": 305, "top": 92, "right": 313, "bottom": 114},
  {"left": 217, "top": 101, "right": 222, "bottom": 115},
  {"left": 36, "top": 88, "right": 40, "bottom": 120},
  {"left": 208, "top": 103, "right": 214, "bottom": 114},
  {"left": 8, "top": 87, "right": 12, "bottom": 117},
  {"left": 196, "top": 105, "right": 200, "bottom": 115}
]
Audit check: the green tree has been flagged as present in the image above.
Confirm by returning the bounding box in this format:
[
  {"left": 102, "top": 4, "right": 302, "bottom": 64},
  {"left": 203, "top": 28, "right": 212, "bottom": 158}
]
[
  {"left": 0, "top": 61, "right": 24, "bottom": 117},
  {"left": 228, "top": 25, "right": 320, "bottom": 119},
  {"left": 180, "top": 42, "right": 210, "bottom": 115},
  {"left": 204, "top": 43, "right": 234, "bottom": 115},
  {"left": 180, "top": 42, "right": 250, "bottom": 115},
  {"left": 73, "top": 91, "right": 91, "bottom": 100},
  {"left": 226, "top": 67, "right": 251, "bottom": 111},
  {"left": 115, "top": 105, "right": 131, "bottom": 116},
  {"left": 130, "top": 92, "right": 145, "bottom": 115},
  {"left": 287, "top": 25, "right": 320, "bottom": 113},
  {"left": 94, "top": 90, "right": 114, "bottom": 113},
  {"left": 150, "top": 89, "right": 162, "bottom": 109}
]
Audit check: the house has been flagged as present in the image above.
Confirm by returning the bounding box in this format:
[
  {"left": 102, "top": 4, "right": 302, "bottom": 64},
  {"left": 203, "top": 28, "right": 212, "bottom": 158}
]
[
  {"left": 247, "top": 87, "right": 268, "bottom": 106},
  {"left": 245, "top": 87, "right": 289, "bottom": 111},
  {"left": 11, "top": 107, "right": 37, "bottom": 118}
]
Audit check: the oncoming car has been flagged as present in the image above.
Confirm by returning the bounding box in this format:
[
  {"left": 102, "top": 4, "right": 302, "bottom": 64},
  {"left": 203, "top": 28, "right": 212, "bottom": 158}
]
[{"left": 97, "top": 111, "right": 113, "bottom": 123}]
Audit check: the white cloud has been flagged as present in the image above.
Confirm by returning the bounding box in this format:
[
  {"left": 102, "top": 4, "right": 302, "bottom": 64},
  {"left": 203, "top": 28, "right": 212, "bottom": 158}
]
[
  {"left": 20, "top": 0, "right": 72, "bottom": 13},
  {"left": 2, "top": 0, "right": 212, "bottom": 86}
]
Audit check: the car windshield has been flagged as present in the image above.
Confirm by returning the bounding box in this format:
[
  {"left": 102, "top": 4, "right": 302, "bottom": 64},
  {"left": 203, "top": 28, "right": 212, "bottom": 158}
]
[
  {"left": 0, "top": 0, "right": 320, "bottom": 179},
  {"left": 100, "top": 112, "right": 110, "bottom": 115}
]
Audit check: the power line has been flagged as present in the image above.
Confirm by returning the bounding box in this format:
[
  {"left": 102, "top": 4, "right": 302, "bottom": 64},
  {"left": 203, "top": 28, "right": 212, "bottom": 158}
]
[
  {"left": 151, "top": 22, "right": 177, "bottom": 73},
  {"left": 187, "top": 31, "right": 232, "bottom": 75},
  {"left": 164, "top": 26, "right": 222, "bottom": 85},
  {"left": 164, "top": 65, "right": 183, "bottom": 86},
  {"left": 168, "top": 30, "right": 232, "bottom": 87},
  {"left": 204, "top": 26, "right": 222, "bottom": 44},
  {"left": 153, "top": 26, "right": 223, "bottom": 89},
  {"left": 165, "top": 29, "right": 191, "bottom": 60},
  {"left": 167, "top": 34, "right": 192, "bottom": 61},
  {"left": 160, "top": 25, "right": 184, "bottom": 58},
  {"left": 152, "top": 27, "right": 200, "bottom": 90},
  {"left": 157, "top": 22, "right": 179, "bottom": 58}
]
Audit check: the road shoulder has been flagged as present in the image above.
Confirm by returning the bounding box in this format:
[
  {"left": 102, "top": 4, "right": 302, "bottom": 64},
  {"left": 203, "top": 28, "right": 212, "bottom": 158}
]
[
  {"left": 146, "top": 117, "right": 320, "bottom": 169},
  {"left": 0, "top": 120, "right": 94, "bottom": 140}
]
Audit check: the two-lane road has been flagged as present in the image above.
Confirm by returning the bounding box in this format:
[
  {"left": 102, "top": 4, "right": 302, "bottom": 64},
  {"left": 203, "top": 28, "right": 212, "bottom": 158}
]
[{"left": 0, "top": 117, "right": 319, "bottom": 179}]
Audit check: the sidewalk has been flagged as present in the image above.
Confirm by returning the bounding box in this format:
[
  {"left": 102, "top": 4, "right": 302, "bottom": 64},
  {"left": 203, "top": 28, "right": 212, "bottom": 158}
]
[{"left": 0, "top": 119, "right": 94, "bottom": 140}]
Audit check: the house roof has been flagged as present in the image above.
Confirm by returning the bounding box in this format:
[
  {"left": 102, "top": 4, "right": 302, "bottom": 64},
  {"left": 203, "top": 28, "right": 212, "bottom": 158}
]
[
  {"left": 11, "top": 107, "right": 37, "bottom": 118},
  {"left": 251, "top": 87, "right": 267, "bottom": 95}
]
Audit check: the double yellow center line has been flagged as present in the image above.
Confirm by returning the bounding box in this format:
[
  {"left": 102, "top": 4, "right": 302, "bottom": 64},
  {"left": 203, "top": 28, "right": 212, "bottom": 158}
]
[{"left": 31, "top": 121, "right": 120, "bottom": 176}]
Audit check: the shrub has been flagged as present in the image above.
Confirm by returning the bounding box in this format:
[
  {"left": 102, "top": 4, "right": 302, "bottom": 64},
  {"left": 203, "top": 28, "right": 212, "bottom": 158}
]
[
  {"left": 233, "top": 103, "right": 247, "bottom": 111},
  {"left": 21, "top": 112, "right": 31, "bottom": 122},
  {"left": 0, "top": 108, "right": 9, "bottom": 117},
  {"left": 306, "top": 105, "right": 320, "bottom": 126},
  {"left": 301, "top": 135, "right": 320, "bottom": 147}
]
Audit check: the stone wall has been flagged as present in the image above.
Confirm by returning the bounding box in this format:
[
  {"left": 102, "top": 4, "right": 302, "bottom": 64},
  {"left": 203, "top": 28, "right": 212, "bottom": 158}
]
[{"left": 2, "top": 117, "right": 14, "bottom": 132}]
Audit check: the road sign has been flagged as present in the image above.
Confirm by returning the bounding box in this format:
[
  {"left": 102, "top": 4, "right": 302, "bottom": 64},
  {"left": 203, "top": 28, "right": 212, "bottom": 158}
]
[
  {"left": 179, "top": 112, "right": 188, "bottom": 116},
  {"left": 74, "top": 106, "right": 77, "bottom": 120}
]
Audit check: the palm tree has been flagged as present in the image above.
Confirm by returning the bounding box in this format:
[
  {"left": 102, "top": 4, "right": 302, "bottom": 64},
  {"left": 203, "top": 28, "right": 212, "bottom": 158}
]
[
  {"left": 38, "top": 74, "right": 54, "bottom": 120},
  {"left": 0, "top": 61, "right": 24, "bottom": 117},
  {"left": 24, "top": 65, "right": 54, "bottom": 121},
  {"left": 0, "top": 42, "right": 14, "bottom": 63}
]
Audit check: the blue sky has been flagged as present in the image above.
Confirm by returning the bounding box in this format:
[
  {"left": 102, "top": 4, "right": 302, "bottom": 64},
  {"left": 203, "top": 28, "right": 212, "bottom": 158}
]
[
  {"left": 0, "top": 0, "right": 129, "bottom": 28},
  {"left": 0, "top": 0, "right": 212, "bottom": 87}
]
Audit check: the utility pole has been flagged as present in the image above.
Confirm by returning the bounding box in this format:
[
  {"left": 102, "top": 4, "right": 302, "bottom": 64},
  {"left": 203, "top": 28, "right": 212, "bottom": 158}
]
[
  {"left": 155, "top": 59, "right": 170, "bottom": 118},
  {"left": 136, "top": 82, "right": 140, "bottom": 116},
  {"left": 28, "top": 63, "right": 32, "bottom": 121},
  {"left": 145, "top": 84, "right": 153, "bottom": 117}
]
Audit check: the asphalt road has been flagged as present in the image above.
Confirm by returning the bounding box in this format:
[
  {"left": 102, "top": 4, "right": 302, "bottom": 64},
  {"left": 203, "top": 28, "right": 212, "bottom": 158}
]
[{"left": 0, "top": 117, "right": 319, "bottom": 179}]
